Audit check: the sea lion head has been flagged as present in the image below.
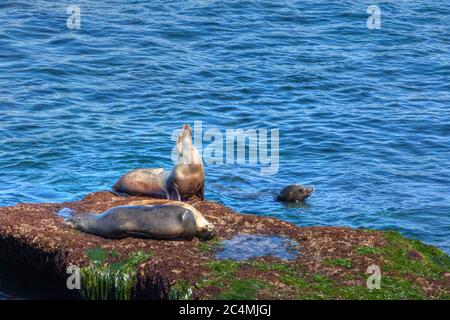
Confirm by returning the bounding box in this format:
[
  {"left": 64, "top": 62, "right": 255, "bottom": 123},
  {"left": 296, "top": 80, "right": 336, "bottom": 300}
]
[
  {"left": 171, "top": 201, "right": 215, "bottom": 239},
  {"left": 175, "top": 124, "right": 202, "bottom": 165},
  {"left": 65, "top": 213, "right": 96, "bottom": 231},
  {"left": 197, "top": 222, "right": 216, "bottom": 240},
  {"left": 176, "top": 124, "right": 193, "bottom": 156},
  {"left": 277, "top": 184, "right": 314, "bottom": 203}
]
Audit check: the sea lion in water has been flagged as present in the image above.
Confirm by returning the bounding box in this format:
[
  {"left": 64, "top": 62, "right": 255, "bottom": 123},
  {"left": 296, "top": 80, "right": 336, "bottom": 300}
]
[
  {"left": 65, "top": 202, "right": 216, "bottom": 240},
  {"left": 277, "top": 185, "right": 314, "bottom": 203},
  {"left": 113, "top": 124, "right": 205, "bottom": 201}
]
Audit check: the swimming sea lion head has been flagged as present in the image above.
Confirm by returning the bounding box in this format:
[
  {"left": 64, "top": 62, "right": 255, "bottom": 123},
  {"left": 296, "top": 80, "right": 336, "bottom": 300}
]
[{"left": 277, "top": 184, "right": 314, "bottom": 203}]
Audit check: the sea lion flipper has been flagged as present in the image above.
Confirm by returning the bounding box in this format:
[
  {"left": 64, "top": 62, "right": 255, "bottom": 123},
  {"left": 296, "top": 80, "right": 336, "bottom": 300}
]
[
  {"left": 167, "top": 184, "right": 181, "bottom": 201},
  {"left": 197, "top": 184, "right": 205, "bottom": 201},
  {"left": 109, "top": 189, "right": 129, "bottom": 197}
]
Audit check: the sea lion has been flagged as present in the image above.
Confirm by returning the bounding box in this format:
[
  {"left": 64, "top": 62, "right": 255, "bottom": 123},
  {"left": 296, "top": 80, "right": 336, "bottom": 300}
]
[
  {"left": 126, "top": 200, "right": 215, "bottom": 238},
  {"left": 112, "top": 168, "right": 168, "bottom": 198},
  {"left": 277, "top": 185, "right": 314, "bottom": 203},
  {"left": 113, "top": 124, "right": 205, "bottom": 201},
  {"left": 65, "top": 202, "right": 216, "bottom": 240}
]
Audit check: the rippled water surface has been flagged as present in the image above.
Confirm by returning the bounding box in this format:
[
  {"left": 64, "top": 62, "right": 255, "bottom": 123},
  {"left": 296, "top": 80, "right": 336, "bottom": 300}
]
[{"left": 1, "top": 0, "right": 449, "bottom": 293}]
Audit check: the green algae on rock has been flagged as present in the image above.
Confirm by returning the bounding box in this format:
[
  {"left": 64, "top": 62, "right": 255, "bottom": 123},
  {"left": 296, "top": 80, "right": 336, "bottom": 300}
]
[{"left": 80, "top": 248, "right": 153, "bottom": 300}]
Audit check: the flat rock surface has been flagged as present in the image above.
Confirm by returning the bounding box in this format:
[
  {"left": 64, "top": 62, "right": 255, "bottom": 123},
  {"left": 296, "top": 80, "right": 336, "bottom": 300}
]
[{"left": 0, "top": 191, "right": 448, "bottom": 299}]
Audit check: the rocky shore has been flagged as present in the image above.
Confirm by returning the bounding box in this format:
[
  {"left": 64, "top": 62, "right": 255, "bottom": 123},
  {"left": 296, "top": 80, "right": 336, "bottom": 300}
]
[{"left": 0, "top": 191, "right": 448, "bottom": 300}]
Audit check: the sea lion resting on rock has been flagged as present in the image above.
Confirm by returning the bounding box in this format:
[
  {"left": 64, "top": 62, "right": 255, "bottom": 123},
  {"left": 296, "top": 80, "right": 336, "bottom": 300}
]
[
  {"left": 113, "top": 124, "right": 204, "bottom": 201},
  {"left": 65, "top": 202, "right": 215, "bottom": 240}
]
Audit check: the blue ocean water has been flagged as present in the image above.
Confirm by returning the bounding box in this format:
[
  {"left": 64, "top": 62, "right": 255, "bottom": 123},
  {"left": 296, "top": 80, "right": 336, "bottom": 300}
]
[{"left": 0, "top": 0, "right": 449, "bottom": 286}]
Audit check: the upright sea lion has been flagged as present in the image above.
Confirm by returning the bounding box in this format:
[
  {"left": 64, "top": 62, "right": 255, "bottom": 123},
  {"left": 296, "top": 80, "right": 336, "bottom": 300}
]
[
  {"left": 277, "top": 184, "right": 314, "bottom": 203},
  {"left": 113, "top": 124, "right": 205, "bottom": 201},
  {"left": 65, "top": 202, "right": 216, "bottom": 240}
]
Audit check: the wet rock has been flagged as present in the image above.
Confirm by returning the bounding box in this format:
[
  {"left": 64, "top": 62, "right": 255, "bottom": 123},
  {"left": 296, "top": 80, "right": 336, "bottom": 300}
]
[
  {"left": 215, "top": 234, "right": 299, "bottom": 261},
  {"left": 0, "top": 191, "right": 448, "bottom": 300},
  {"left": 56, "top": 207, "right": 74, "bottom": 219}
]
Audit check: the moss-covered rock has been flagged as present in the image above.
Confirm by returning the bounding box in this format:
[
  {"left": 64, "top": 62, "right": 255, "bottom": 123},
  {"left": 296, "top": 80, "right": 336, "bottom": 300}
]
[
  {"left": 192, "top": 230, "right": 449, "bottom": 300},
  {"left": 0, "top": 192, "right": 448, "bottom": 300},
  {"left": 80, "top": 248, "right": 153, "bottom": 300}
]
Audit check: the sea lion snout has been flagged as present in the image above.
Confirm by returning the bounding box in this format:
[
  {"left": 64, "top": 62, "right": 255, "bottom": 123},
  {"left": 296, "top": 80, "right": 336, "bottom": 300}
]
[
  {"left": 65, "top": 214, "right": 91, "bottom": 230},
  {"left": 178, "top": 124, "right": 192, "bottom": 143},
  {"left": 198, "top": 223, "right": 216, "bottom": 240},
  {"left": 305, "top": 187, "right": 314, "bottom": 195},
  {"left": 183, "top": 124, "right": 191, "bottom": 132},
  {"left": 64, "top": 217, "right": 76, "bottom": 228}
]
